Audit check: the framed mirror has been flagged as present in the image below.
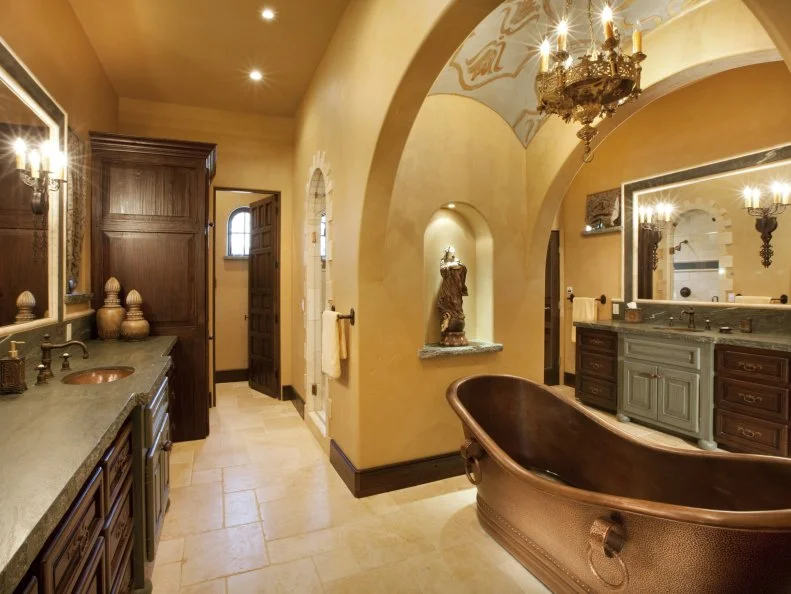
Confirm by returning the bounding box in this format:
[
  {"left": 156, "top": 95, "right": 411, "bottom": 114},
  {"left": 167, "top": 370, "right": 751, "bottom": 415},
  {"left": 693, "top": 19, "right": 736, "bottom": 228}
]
[
  {"left": 624, "top": 144, "right": 791, "bottom": 308},
  {"left": 0, "top": 38, "right": 66, "bottom": 335}
]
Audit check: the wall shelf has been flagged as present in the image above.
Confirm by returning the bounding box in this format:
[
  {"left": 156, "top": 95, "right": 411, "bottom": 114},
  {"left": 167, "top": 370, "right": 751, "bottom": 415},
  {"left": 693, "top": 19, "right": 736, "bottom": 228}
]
[{"left": 418, "top": 341, "right": 503, "bottom": 360}]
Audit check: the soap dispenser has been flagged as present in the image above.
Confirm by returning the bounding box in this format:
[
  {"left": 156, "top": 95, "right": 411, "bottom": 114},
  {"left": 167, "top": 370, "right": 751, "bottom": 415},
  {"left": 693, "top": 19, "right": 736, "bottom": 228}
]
[{"left": 0, "top": 341, "right": 27, "bottom": 394}]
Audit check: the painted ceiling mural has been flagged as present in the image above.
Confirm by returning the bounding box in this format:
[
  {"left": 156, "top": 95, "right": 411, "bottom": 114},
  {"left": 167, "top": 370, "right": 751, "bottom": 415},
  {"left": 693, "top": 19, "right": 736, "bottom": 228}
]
[{"left": 429, "top": 0, "right": 714, "bottom": 146}]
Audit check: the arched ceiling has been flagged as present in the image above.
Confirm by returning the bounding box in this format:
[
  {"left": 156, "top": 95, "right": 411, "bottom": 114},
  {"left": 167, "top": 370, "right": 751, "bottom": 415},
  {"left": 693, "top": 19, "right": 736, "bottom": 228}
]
[{"left": 429, "top": 0, "right": 715, "bottom": 146}]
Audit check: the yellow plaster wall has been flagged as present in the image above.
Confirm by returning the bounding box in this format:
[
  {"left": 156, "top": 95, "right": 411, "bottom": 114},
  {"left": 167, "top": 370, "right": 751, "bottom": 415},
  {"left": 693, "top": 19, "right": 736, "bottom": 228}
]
[
  {"left": 561, "top": 61, "right": 791, "bottom": 374},
  {"left": 119, "top": 98, "right": 294, "bottom": 387},
  {"left": 0, "top": 0, "right": 119, "bottom": 308}
]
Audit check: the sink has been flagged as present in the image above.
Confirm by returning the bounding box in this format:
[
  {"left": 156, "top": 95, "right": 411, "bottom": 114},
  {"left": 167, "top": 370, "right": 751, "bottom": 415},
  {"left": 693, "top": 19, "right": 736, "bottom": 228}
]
[
  {"left": 62, "top": 367, "right": 135, "bottom": 385},
  {"left": 651, "top": 326, "right": 706, "bottom": 333}
]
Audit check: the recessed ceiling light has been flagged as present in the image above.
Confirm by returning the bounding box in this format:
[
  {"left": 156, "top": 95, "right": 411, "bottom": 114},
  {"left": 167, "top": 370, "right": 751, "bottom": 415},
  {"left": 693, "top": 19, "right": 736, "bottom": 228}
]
[
  {"left": 261, "top": 8, "right": 276, "bottom": 20},
  {"left": 249, "top": 70, "right": 263, "bottom": 81},
  {"left": 447, "top": 203, "right": 456, "bottom": 209}
]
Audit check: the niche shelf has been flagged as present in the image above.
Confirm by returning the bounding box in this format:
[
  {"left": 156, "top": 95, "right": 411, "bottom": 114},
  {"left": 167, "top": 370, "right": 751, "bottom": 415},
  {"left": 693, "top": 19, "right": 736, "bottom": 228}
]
[{"left": 418, "top": 341, "right": 503, "bottom": 360}]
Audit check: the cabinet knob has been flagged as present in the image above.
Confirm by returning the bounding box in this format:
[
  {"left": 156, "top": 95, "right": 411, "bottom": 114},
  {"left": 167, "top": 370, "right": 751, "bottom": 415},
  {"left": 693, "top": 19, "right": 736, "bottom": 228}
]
[{"left": 162, "top": 440, "right": 173, "bottom": 452}]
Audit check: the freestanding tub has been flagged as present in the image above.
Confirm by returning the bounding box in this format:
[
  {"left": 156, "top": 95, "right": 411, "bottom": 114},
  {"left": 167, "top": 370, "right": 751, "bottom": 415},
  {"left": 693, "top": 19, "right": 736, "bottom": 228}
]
[{"left": 447, "top": 374, "right": 791, "bottom": 593}]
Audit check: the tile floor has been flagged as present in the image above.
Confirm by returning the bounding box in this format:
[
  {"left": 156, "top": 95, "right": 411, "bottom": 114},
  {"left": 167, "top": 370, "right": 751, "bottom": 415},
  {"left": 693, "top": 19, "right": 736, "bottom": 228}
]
[{"left": 153, "top": 382, "right": 707, "bottom": 593}]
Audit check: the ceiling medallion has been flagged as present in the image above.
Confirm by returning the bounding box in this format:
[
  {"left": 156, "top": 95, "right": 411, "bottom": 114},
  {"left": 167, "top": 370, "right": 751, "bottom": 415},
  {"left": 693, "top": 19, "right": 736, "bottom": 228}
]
[{"left": 536, "top": 1, "right": 646, "bottom": 162}]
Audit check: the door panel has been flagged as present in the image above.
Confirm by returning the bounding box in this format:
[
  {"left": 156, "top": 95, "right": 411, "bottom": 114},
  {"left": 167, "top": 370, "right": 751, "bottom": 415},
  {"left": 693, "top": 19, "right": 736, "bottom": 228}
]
[
  {"left": 621, "top": 361, "right": 658, "bottom": 420},
  {"left": 658, "top": 367, "right": 700, "bottom": 433},
  {"left": 249, "top": 195, "right": 280, "bottom": 397}
]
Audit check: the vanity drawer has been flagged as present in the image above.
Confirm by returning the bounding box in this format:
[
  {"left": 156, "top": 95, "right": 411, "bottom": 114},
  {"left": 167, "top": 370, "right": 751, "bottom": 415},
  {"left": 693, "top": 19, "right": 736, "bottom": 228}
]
[
  {"left": 110, "top": 538, "right": 133, "bottom": 594},
  {"left": 145, "top": 376, "right": 169, "bottom": 448},
  {"left": 716, "top": 377, "right": 788, "bottom": 421},
  {"left": 578, "top": 329, "right": 617, "bottom": 354},
  {"left": 40, "top": 468, "right": 104, "bottom": 594},
  {"left": 73, "top": 537, "right": 107, "bottom": 594},
  {"left": 716, "top": 346, "right": 789, "bottom": 385},
  {"left": 577, "top": 376, "right": 617, "bottom": 411},
  {"left": 715, "top": 409, "right": 788, "bottom": 457},
  {"left": 104, "top": 472, "right": 133, "bottom": 587},
  {"left": 623, "top": 336, "right": 701, "bottom": 370},
  {"left": 101, "top": 420, "right": 132, "bottom": 512},
  {"left": 578, "top": 352, "right": 617, "bottom": 381}
]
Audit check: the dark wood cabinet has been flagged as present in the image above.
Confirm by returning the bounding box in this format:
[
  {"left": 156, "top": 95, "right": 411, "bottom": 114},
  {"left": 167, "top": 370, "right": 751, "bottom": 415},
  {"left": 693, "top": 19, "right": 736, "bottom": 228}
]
[
  {"left": 91, "top": 133, "right": 217, "bottom": 442},
  {"left": 715, "top": 345, "right": 791, "bottom": 457},
  {"left": 575, "top": 328, "right": 618, "bottom": 412}
]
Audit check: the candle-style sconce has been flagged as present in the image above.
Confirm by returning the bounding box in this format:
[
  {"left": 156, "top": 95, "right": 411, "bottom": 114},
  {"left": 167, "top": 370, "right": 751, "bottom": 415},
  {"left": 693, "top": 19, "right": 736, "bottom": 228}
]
[
  {"left": 742, "top": 184, "right": 789, "bottom": 268},
  {"left": 639, "top": 202, "right": 674, "bottom": 271},
  {"left": 13, "top": 138, "right": 66, "bottom": 260}
]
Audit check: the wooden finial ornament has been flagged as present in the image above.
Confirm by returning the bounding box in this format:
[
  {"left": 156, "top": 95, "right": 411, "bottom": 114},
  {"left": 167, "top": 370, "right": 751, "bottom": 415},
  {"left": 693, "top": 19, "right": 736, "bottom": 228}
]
[
  {"left": 121, "top": 289, "right": 150, "bottom": 341},
  {"left": 15, "top": 291, "right": 36, "bottom": 323},
  {"left": 97, "top": 276, "right": 126, "bottom": 339}
]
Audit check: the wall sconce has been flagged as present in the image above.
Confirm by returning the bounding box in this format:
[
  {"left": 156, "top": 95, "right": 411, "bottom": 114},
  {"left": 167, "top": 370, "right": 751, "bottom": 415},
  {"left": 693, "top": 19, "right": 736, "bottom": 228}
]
[
  {"left": 742, "top": 184, "right": 789, "bottom": 268},
  {"left": 639, "top": 202, "right": 674, "bottom": 270}
]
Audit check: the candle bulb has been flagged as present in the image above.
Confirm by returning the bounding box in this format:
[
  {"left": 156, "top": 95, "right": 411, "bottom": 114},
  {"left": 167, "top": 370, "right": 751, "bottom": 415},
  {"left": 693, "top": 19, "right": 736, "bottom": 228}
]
[
  {"left": 633, "top": 20, "right": 643, "bottom": 53},
  {"left": 55, "top": 152, "right": 66, "bottom": 181},
  {"left": 752, "top": 189, "right": 761, "bottom": 209},
  {"left": 743, "top": 187, "right": 752, "bottom": 209},
  {"left": 783, "top": 183, "right": 790, "bottom": 206},
  {"left": 557, "top": 20, "right": 568, "bottom": 53},
  {"left": 602, "top": 6, "right": 614, "bottom": 40},
  {"left": 772, "top": 182, "right": 782, "bottom": 205},
  {"left": 39, "top": 142, "right": 52, "bottom": 174},
  {"left": 539, "top": 39, "right": 551, "bottom": 73},
  {"left": 13, "top": 138, "right": 26, "bottom": 170},
  {"left": 29, "top": 149, "right": 40, "bottom": 179}
]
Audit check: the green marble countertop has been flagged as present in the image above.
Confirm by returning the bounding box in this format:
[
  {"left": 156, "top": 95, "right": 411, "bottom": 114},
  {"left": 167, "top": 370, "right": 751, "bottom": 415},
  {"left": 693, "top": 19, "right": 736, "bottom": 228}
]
[
  {"left": 574, "top": 320, "right": 791, "bottom": 352},
  {"left": 0, "top": 336, "right": 177, "bottom": 593}
]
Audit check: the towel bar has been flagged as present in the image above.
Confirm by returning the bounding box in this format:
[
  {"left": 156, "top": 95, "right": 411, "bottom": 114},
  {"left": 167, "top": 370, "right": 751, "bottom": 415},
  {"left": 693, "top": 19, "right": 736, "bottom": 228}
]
[
  {"left": 331, "top": 305, "right": 356, "bottom": 326},
  {"left": 568, "top": 294, "right": 606, "bottom": 305}
]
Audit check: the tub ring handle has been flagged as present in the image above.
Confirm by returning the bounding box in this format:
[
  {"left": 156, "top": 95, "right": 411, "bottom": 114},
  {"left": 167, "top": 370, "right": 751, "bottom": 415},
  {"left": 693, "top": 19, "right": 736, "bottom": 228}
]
[
  {"left": 460, "top": 438, "right": 484, "bottom": 485},
  {"left": 587, "top": 517, "right": 628, "bottom": 590}
]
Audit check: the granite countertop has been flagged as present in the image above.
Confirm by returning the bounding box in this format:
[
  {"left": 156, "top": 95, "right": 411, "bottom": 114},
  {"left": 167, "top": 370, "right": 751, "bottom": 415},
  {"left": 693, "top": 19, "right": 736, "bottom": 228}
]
[
  {"left": 0, "top": 336, "right": 177, "bottom": 592},
  {"left": 574, "top": 320, "right": 791, "bottom": 352}
]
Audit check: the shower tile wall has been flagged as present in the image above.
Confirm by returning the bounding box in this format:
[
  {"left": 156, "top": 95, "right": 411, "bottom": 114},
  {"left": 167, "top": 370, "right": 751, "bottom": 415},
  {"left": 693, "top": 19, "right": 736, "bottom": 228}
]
[{"left": 673, "top": 209, "right": 721, "bottom": 302}]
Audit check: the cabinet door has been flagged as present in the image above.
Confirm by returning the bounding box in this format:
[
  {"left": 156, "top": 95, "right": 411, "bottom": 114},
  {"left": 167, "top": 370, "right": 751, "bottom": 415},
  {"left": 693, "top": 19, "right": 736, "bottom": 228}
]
[
  {"left": 621, "top": 361, "right": 658, "bottom": 420},
  {"left": 657, "top": 367, "right": 700, "bottom": 433}
]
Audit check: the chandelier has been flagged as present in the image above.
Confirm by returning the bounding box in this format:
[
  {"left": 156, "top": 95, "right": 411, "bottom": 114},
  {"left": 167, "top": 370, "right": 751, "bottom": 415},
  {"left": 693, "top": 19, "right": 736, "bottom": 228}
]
[
  {"left": 742, "top": 183, "right": 789, "bottom": 268},
  {"left": 536, "top": 0, "right": 646, "bottom": 162},
  {"left": 638, "top": 202, "right": 673, "bottom": 271}
]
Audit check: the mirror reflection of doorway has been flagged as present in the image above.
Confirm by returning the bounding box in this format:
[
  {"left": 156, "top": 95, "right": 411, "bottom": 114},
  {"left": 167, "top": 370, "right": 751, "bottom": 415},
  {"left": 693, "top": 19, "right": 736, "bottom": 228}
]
[{"left": 307, "top": 170, "right": 329, "bottom": 426}]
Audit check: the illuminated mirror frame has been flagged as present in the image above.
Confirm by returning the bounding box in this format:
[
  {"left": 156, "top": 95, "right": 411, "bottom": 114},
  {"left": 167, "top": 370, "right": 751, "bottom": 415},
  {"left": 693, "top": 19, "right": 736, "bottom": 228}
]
[
  {"left": 623, "top": 143, "right": 791, "bottom": 309},
  {"left": 0, "top": 35, "right": 67, "bottom": 336}
]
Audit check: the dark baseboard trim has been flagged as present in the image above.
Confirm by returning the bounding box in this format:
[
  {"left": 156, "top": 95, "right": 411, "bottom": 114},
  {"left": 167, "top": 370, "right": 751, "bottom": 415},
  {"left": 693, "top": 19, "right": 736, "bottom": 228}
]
[
  {"left": 564, "top": 372, "right": 576, "bottom": 388},
  {"left": 329, "top": 439, "right": 465, "bottom": 498},
  {"left": 215, "top": 368, "right": 249, "bottom": 383},
  {"left": 282, "top": 385, "right": 305, "bottom": 418}
]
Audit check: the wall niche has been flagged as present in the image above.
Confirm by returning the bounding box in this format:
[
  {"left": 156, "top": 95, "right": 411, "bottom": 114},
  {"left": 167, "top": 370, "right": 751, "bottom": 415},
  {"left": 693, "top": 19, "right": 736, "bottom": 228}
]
[{"left": 421, "top": 203, "right": 500, "bottom": 358}]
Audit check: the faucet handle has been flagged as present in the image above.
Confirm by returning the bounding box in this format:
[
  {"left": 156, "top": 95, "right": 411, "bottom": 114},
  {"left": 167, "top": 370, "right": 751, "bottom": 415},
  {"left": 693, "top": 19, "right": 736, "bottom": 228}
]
[
  {"left": 61, "top": 352, "right": 71, "bottom": 371},
  {"left": 36, "top": 364, "right": 48, "bottom": 385}
]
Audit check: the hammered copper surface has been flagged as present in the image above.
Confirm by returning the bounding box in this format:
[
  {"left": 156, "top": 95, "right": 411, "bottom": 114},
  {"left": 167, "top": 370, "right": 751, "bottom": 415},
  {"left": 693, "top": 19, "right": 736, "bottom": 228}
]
[
  {"left": 447, "top": 374, "right": 791, "bottom": 593},
  {"left": 61, "top": 367, "right": 135, "bottom": 385}
]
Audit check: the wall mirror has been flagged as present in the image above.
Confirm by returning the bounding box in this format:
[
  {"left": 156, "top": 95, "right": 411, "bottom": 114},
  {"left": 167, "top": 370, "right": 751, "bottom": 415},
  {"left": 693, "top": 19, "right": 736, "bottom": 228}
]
[
  {"left": 624, "top": 144, "right": 791, "bottom": 308},
  {"left": 0, "top": 37, "right": 66, "bottom": 335}
]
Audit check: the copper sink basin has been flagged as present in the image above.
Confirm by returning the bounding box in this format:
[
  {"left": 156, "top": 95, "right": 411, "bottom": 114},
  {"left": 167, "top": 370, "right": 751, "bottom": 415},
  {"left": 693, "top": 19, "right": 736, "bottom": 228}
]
[{"left": 61, "top": 367, "right": 135, "bottom": 385}]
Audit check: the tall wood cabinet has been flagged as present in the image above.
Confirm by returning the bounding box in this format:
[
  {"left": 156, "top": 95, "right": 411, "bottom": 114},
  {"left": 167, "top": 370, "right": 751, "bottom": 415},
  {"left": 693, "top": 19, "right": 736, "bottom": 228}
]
[{"left": 91, "top": 133, "right": 216, "bottom": 441}]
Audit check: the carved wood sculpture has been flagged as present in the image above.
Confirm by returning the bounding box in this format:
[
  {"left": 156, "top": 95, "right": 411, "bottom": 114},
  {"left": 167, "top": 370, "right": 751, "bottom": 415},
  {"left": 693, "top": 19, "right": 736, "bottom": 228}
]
[{"left": 438, "top": 247, "right": 469, "bottom": 347}]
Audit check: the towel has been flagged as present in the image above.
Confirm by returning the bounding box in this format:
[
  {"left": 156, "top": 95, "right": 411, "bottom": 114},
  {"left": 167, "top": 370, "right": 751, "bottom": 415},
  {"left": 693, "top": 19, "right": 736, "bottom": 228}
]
[
  {"left": 735, "top": 295, "right": 772, "bottom": 305},
  {"left": 571, "top": 297, "right": 598, "bottom": 343},
  {"left": 321, "top": 310, "right": 347, "bottom": 379}
]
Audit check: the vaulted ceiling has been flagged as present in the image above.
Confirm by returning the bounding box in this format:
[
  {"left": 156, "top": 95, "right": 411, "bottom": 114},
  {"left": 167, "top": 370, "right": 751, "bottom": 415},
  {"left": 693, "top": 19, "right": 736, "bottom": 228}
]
[
  {"left": 430, "top": 0, "right": 716, "bottom": 146},
  {"left": 68, "top": 0, "right": 349, "bottom": 116}
]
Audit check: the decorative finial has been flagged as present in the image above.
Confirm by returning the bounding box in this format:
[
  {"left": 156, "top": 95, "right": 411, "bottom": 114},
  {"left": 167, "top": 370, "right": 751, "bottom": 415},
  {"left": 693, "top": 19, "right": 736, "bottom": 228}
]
[{"left": 15, "top": 291, "right": 36, "bottom": 323}]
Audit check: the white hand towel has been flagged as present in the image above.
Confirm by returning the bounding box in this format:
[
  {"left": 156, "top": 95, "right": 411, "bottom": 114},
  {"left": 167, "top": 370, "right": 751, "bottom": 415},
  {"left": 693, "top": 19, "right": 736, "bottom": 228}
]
[
  {"left": 322, "top": 310, "right": 342, "bottom": 379},
  {"left": 735, "top": 295, "right": 772, "bottom": 305},
  {"left": 571, "top": 297, "right": 598, "bottom": 343}
]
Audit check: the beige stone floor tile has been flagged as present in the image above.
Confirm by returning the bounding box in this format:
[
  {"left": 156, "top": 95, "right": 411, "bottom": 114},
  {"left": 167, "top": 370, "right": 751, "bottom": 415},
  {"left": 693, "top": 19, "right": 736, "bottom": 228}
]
[
  {"left": 226, "top": 558, "right": 322, "bottom": 594},
  {"left": 162, "top": 482, "right": 224, "bottom": 540},
  {"left": 643, "top": 431, "right": 698, "bottom": 450},
  {"left": 259, "top": 491, "right": 371, "bottom": 540},
  {"left": 193, "top": 448, "right": 251, "bottom": 471},
  {"left": 156, "top": 537, "right": 185, "bottom": 566},
  {"left": 171, "top": 462, "right": 194, "bottom": 488},
  {"left": 312, "top": 547, "right": 362, "bottom": 583},
  {"left": 265, "top": 526, "right": 347, "bottom": 564},
  {"left": 152, "top": 561, "right": 181, "bottom": 593},
  {"left": 261, "top": 416, "right": 308, "bottom": 432},
  {"left": 181, "top": 523, "right": 269, "bottom": 586},
  {"left": 180, "top": 579, "right": 227, "bottom": 594},
  {"left": 498, "top": 556, "right": 552, "bottom": 593},
  {"left": 322, "top": 561, "right": 422, "bottom": 594},
  {"left": 192, "top": 468, "right": 223, "bottom": 485},
  {"left": 224, "top": 490, "right": 260, "bottom": 527}
]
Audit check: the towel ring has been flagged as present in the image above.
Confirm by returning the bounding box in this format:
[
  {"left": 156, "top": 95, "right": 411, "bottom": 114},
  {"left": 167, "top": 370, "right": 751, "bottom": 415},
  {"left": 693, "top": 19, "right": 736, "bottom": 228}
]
[
  {"left": 568, "top": 294, "right": 607, "bottom": 305},
  {"left": 330, "top": 305, "right": 356, "bottom": 326}
]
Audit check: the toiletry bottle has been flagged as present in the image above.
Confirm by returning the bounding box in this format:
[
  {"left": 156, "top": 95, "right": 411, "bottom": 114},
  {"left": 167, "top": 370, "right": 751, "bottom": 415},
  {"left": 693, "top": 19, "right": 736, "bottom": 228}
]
[{"left": 0, "top": 341, "right": 27, "bottom": 394}]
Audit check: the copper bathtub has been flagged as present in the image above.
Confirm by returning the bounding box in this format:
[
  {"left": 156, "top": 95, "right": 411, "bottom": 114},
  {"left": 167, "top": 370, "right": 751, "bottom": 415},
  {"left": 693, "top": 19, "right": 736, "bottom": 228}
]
[{"left": 447, "top": 374, "right": 791, "bottom": 593}]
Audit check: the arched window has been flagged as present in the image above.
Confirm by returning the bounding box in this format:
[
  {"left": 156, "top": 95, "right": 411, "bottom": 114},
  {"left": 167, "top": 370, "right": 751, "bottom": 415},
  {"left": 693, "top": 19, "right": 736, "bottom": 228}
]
[{"left": 227, "top": 207, "right": 251, "bottom": 258}]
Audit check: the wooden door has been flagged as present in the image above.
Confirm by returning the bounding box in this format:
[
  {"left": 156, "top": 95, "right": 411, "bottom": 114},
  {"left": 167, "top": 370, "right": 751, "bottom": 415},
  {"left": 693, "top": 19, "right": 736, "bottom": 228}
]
[
  {"left": 91, "top": 133, "right": 216, "bottom": 442},
  {"left": 657, "top": 366, "right": 700, "bottom": 433},
  {"left": 544, "top": 230, "right": 560, "bottom": 385},
  {"left": 621, "top": 360, "right": 658, "bottom": 420},
  {"left": 248, "top": 195, "right": 280, "bottom": 397}
]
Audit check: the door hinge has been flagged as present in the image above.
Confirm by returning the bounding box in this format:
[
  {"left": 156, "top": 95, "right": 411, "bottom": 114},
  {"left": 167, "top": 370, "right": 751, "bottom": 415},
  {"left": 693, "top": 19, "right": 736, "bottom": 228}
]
[
  {"left": 275, "top": 260, "right": 279, "bottom": 269},
  {"left": 311, "top": 384, "right": 318, "bottom": 396}
]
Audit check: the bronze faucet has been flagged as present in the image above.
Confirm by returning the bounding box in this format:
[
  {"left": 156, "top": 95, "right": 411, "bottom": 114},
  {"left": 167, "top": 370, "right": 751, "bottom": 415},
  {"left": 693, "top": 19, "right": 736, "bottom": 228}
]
[
  {"left": 40, "top": 333, "right": 89, "bottom": 379},
  {"left": 681, "top": 308, "right": 696, "bottom": 330}
]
